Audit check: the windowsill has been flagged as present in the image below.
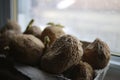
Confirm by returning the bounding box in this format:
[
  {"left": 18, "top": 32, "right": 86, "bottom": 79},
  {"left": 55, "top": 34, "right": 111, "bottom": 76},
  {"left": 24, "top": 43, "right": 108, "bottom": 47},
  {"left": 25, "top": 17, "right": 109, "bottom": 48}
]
[
  {"left": 104, "top": 55, "right": 120, "bottom": 80},
  {"left": 111, "top": 51, "right": 120, "bottom": 57},
  {"left": 110, "top": 55, "right": 120, "bottom": 69}
]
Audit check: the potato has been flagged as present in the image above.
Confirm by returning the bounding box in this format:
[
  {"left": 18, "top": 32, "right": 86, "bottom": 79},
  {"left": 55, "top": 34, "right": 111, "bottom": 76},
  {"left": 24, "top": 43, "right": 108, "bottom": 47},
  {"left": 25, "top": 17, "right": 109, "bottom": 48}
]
[
  {"left": 63, "top": 61, "right": 94, "bottom": 80},
  {"left": 40, "top": 22, "right": 65, "bottom": 46},
  {"left": 40, "top": 35, "right": 83, "bottom": 74},
  {"left": 82, "top": 38, "right": 111, "bottom": 69},
  {"left": 0, "top": 20, "right": 21, "bottom": 33},
  {"left": 9, "top": 34, "right": 45, "bottom": 65}
]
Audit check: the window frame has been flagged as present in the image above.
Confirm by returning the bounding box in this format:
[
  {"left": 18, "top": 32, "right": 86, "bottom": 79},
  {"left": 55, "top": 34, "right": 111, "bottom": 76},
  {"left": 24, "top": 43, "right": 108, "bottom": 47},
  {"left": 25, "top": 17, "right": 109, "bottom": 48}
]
[
  {"left": 10, "top": 0, "right": 18, "bottom": 21},
  {"left": 0, "top": 0, "right": 11, "bottom": 27}
]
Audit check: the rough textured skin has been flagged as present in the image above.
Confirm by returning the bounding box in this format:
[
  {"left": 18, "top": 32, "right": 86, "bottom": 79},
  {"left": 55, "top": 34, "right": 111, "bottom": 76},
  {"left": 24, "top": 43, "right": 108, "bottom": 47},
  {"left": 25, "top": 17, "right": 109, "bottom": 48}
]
[
  {"left": 0, "top": 30, "right": 17, "bottom": 55},
  {"left": 40, "top": 35, "right": 83, "bottom": 74},
  {"left": 40, "top": 26, "right": 65, "bottom": 45},
  {"left": 24, "top": 26, "right": 41, "bottom": 39},
  {"left": 9, "top": 34, "right": 45, "bottom": 65},
  {"left": 80, "top": 40, "right": 91, "bottom": 50},
  {"left": 0, "top": 20, "right": 21, "bottom": 33},
  {"left": 82, "top": 38, "right": 111, "bottom": 69},
  {"left": 63, "top": 61, "right": 94, "bottom": 80}
]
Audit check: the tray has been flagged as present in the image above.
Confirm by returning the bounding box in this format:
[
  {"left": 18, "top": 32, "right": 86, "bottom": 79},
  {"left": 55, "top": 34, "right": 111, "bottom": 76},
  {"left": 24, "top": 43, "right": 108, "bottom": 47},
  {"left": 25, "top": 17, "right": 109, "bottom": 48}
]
[{"left": 15, "top": 63, "right": 109, "bottom": 80}]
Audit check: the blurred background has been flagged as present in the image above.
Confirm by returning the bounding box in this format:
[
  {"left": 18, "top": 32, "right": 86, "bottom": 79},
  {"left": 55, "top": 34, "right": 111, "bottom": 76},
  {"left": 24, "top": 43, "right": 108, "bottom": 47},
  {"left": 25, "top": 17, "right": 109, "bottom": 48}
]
[
  {"left": 0, "top": 0, "right": 120, "bottom": 80},
  {"left": 18, "top": 0, "right": 120, "bottom": 55}
]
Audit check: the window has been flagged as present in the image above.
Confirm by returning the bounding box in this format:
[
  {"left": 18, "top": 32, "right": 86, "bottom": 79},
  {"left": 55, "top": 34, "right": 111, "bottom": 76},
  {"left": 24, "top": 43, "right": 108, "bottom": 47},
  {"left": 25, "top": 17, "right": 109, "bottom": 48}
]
[{"left": 18, "top": 0, "right": 120, "bottom": 56}]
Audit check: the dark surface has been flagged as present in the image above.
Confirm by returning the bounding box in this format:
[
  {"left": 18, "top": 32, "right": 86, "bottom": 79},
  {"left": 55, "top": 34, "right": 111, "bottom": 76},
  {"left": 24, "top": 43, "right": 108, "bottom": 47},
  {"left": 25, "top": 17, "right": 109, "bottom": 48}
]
[{"left": 0, "top": 57, "right": 31, "bottom": 80}]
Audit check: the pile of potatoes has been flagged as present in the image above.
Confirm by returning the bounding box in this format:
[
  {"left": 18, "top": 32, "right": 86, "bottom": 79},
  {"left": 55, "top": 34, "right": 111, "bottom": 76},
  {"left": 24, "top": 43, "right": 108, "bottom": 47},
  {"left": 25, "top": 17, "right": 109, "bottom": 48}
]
[{"left": 0, "top": 19, "right": 110, "bottom": 80}]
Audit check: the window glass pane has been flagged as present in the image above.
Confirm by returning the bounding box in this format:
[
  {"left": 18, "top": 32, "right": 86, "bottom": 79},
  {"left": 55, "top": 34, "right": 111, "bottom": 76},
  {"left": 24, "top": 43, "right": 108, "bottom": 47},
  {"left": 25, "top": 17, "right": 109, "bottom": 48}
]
[{"left": 18, "top": 0, "right": 120, "bottom": 55}]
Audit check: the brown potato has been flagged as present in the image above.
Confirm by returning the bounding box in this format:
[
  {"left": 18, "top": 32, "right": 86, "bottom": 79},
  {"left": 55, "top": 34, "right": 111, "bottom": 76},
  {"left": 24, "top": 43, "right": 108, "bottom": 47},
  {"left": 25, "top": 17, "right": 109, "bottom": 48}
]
[
  {"left": 63, "top": 61, "right": 94, "bottom": 80},
  {"left": 9, "top": 34, "right": 45, "bottom": 65},
  {"left": 82, "top": 38, "right": 111, "bottom": 69},
  {"left": 80, "top": 40, "right": 91, "bottom": 50},
  {"left": 0, "top": 20, "right": 21, "bottom": 33},
  {"left": 0, "top": 30, "right": 17, "bottom": 55},
  {"left": 24, "top": 25, "right": 41, "bottom": 39},
  {"left": 40, "top": 35, "right": 83, "bottom": 74},
  {"left": 24, "top": 19, "right": 41, "bottom": 39},
  {"left": 40, "top": 23, "right": 65, "bottom": 46}
]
